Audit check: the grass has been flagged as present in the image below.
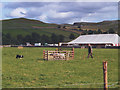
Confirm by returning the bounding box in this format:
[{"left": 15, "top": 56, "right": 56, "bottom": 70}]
[
  {"left": 3, "top": 28, "right": 79, "bottom": 39},
  {"left": 2, "top": 47, "right": 119, "bottom": 88},
  {"left": 2, "top": 18, "right": 79, "bottom": 41}
]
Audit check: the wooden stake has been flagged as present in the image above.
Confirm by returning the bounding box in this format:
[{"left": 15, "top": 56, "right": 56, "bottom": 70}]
[
  {"left": 47, "top": 51, "right": 48, "bottom": 60},
  {"left": 103, "top": 61, "right": 108, "bottom": 90},
  {"left": 43, "top": 50, "right": 45, "bottom": 60},
  {"left": 72, "top": 48, "right": 74, "bottom": 59}
]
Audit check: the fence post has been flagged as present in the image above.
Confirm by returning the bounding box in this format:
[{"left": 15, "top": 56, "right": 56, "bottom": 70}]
[
  {"left": 47, "top": 51, "right": 48, "bottom": 60},
  {"left": 103, "top": 61, "right": 108, "bottom": 90},
  {"left": 43, "top": 50, "right": 45, "bottom": 60},
  {"left": 65, "top": 51, "right": 68, "bottom": 60},
  {"left": 72, "top": 48, "right": 74, "bottom": 59}
]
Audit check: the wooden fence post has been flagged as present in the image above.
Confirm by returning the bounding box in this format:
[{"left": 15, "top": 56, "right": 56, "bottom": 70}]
[
  {"left": 103, "top": 61, "right": 108, "bottom": 90},
  {"left": 72, "top": 48, "right": 74, "bottom": 59},
  {"left": 65, "top": 51, "right": 68, "bottom": 60},
  {"left": 43, "top": 50, "right": 45, "bottom": 60},
  {"left": 47, "top": 51, "right": 48, "bottom": 60}
]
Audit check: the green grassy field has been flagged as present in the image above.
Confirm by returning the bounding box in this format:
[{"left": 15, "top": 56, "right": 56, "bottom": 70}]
[{"left": 2, "top": 47, "right": 119, "bottom": 88}]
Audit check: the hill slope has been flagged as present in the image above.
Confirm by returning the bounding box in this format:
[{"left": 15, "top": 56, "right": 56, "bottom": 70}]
[
  {"left": 73, "top": 20, "right": 118, "bottom": 32},
  {"left": 2, "top": 18, "right": 118, "bottom": 44},
  {"left": 2, "top": 18, "right": 79, "bottom": 42}
]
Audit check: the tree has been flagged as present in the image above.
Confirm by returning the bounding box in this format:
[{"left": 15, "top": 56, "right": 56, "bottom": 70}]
[
  {"left": 57, "top": 25, "right": 61, "bottom": 28},
  {"left": 2, "top": 33, "right": 17, "bottom": 45},
  {"left": 24, "top": 35, "right": 32, "bottom": 43},
  {"left": 107, "top": 28, "right": 115, "bottom": 34},
  {"left": 31, "top": 32, "right": 41, "bottom": 43},
  {"left": 2, "top": 33, "right": 8, "bottom": 45},
  {"left": 41, "top": 34, "right": 50, "bottom": 44},
  {"left": 58, "top": 35, "right": 64, "bottom": 42},
  {"left": 17, "top": 34, "right": 23, "bottom": 44},
  {"left": 81, "top": 30, "right": 87, "bottom": 35},
  {"left": 5, "top": 33, "right": 12, "bottom": 44},
  {"left": 103, "top": 31, "right": 108, "bottom": 34},
  {"left": 97, "top": 29, "right": 102, "bottom": 34},
  {"left": 93, "top": 30, "right": 98, "bottom": 34},
  {"left": 81, "top": 32, "right": 86, "bottom": 35},
  {"left": 63, "top": 26, "right": 66, "bottom": 29},
  {"left": 51, "top": 33, "right": 58, "bottom": 43},
  {"left": 88, "top": 30, "right": 94, "bottom": 34},
  {"left": 69, "top": 33, "right": 75, "bottom": 39}
]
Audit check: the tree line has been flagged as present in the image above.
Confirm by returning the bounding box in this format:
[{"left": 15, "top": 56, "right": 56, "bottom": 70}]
[
  {"left": 58, "top": 25, "right": 116, "bottom": 35},
  {"left": 2, "top": 32, "right": 65, "bottom": 45},
  {"left": 80, "top": 28, "right": 116, "bottom": 35}
]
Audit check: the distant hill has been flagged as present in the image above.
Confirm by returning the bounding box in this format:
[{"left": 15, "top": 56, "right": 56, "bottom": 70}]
[
  {"left": 2, "top": 18, "right": 79, "bottom": 42},
  {"left": 73, "top": 20, "right": 118, "bottom": 32},
  {"left": 2, "top": 18, "right": 119, "bottom": 45}
]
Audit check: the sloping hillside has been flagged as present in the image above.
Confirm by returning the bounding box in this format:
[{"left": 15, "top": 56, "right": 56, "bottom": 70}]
[
  {"left": 73, "top": 20, "right": 118, "bottom": 32},
  {"left": 2, "top": 18, "right": 79, "bottom": 42}
]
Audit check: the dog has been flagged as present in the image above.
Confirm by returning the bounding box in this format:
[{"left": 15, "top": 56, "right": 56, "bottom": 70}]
[{"left": 16, "top": 55, "right": 24, "bottom": 59}]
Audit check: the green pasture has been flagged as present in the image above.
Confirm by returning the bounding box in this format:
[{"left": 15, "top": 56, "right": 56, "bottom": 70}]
[
  {"left": 3, "top": 28, "right": 78, "bottom": 39},
  {"left": 2, "top": 47, "right": 119, "bottom": 88},
  {"left": 2, "top": 18, "right": 79, "bottom": 41}
]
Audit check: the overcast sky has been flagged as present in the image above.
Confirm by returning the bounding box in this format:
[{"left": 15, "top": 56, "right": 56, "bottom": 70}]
[{"left": 0, "top": 1, "right": 118, "bottom": 24}]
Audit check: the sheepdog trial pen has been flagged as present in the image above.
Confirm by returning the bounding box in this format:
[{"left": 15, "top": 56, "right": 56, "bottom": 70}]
[{"left": 43, "top": 48, "right": 74, "bottom": 60}]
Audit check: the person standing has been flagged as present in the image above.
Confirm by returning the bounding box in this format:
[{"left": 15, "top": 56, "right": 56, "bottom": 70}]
[{"left": 87, "top": 44, "right": 93, "bottom": 58}]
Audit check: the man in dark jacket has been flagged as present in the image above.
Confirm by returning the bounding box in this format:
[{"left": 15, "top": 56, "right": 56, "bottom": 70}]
[{"left": 87, "top": 44, "right": 93, "bottom": 58}]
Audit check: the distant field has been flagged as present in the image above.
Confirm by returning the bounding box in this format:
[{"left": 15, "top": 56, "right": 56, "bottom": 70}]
[{"left": 2, "top": 47, "right": 119, "bottom": 88}]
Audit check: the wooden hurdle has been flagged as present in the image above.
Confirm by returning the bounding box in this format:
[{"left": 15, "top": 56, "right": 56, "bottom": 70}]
[{"left": 43, "top": 48, "right": 74, "bottom": 60}]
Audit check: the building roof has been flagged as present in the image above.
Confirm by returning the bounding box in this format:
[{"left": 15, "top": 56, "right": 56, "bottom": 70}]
[{"left": 68, "top": 34, "right": 120, "bottom": 45}]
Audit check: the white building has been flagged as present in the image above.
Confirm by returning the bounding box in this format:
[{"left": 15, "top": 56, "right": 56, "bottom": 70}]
[{"left": 66, "top": 34, "right": 120, "bottom": 47}]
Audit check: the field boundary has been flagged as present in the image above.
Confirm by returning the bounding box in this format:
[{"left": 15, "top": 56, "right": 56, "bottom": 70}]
[
  {"left": 40, "top": 82, "right": 118, "bottom": 88},
  {"left": 15, "top": 82, "right": 118, "bottom": 88}
]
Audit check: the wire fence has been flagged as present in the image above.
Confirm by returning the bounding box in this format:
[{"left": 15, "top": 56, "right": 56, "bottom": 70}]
[{"left": 39, "top": 82, "right": 118, "bottom": 88}]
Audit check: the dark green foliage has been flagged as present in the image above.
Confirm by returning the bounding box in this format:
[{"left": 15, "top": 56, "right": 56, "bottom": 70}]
[
  {"left": 41, "top": 34, "right": 50, "bottom": 44},
  {"left": 2, "top": 33, "right": 17, "bottom": 45},
  {"left": 31, "top": 32, "right": 41, "bottom": 44},
  {"left": 57, "top": 25, "right": 61, "bottom": 28},
  {"left": 51, "top": 33, "right": 62, "bottom": 43},
  {"left": 103, "top": 32, "right": 108, "bottom": 34},
  {"left": 97, "top": 29, "right": 102, "bottom": 34},
  {"left": 58, "top": 35, "right": 64, "bottom": 42},
  {"left": 16, "top": 34, "right": 24, "bottom": 44},
  {"left": 107, "top": 28, "right": 115, "bottom": 34},
  {"left": 2, "top": 33, "right": 65, "bottom": 45},
  {"left": 24, "top": 35, "right": 32, "bottom": 43},
  {"left": 81, "top": 33, "right": 86, "bottom": 35},
  {"left": 69, "top": 33, "right": 75, "bottom": 39},
  {"left": 88, "top": 30, "right": 94, "bottom": 34},
  {"left": 63, "top": 26, "right": 66, "bottom": 29}
]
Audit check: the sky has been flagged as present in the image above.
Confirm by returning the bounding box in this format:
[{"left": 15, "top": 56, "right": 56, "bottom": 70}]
[{"left": 0, "top": 0, "right": 119, "bottom": 24}]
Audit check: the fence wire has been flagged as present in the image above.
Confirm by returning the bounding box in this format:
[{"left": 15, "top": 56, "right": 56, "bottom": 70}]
[{"left": 39, "top": 82, "right": 118, "bottom": 88}]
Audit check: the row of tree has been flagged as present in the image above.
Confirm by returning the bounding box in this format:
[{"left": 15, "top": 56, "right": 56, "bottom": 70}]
[
  {"left": 58, "top": 25, "right": 116, "bottom": 35},
  {"left": 81, "top": 28, "right": 116, "bottom": 35},
  {"left": 2, "top": 32, "right": 65, "bottom": 45}
]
